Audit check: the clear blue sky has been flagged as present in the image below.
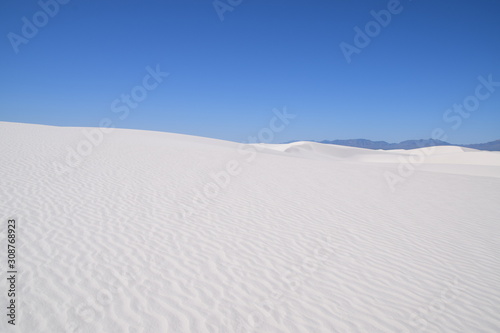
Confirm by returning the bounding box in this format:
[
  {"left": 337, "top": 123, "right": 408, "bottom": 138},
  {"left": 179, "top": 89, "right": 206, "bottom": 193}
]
[{"left": 1, "top": 0, "right": 499, "bottom": 144}]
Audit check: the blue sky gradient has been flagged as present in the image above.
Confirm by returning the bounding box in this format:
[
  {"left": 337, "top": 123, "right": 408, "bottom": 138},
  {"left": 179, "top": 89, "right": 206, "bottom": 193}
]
[{"left": 1, "top": 0, "right": 499, "bottom": 144}]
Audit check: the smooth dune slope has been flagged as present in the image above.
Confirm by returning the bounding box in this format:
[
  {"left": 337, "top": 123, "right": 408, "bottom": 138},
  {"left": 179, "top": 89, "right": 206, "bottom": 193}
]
[{"left": 1, "top": 122, "right": 500, "bottom": 333}]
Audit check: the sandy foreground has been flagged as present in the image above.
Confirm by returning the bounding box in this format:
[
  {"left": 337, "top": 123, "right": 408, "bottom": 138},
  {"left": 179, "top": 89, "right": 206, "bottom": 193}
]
[{"left": 1, "top": 121, "right": 499, "bottom": 332}]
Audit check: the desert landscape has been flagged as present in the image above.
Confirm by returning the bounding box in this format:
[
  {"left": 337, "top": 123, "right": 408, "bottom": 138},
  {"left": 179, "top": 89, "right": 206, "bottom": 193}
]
[
  {"left": 1, "top": 121, "right": 499, "bottom": 332},
  {"left": 2, "top": 1, "right": 500, "bottom": 331}
]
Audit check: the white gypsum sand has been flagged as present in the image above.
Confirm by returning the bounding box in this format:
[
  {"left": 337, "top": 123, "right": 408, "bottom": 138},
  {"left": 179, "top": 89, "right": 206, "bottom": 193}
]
[{"left": 1, "top": 121, "right": 499, "bottom": 332}]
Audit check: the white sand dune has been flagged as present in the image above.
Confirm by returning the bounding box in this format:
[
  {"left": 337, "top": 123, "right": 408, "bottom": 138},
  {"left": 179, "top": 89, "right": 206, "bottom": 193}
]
[
  {"left": 260, "top": 140, "right": 500, "bottom": 165},
  {"left": 1, "top": 121, "right": 500, "bottom": 332}
]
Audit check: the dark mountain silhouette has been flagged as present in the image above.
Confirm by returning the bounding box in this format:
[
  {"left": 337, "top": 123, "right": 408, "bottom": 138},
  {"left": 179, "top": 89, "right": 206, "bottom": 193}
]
[{"left": 463, "top": 139, "right": 500, "bottom": 151}]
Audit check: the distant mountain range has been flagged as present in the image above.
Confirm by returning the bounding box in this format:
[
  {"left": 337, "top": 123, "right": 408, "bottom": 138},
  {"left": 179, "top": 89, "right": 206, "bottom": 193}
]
[{"left": 287, "top": 139, "right": 500, "bottom": 151}]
